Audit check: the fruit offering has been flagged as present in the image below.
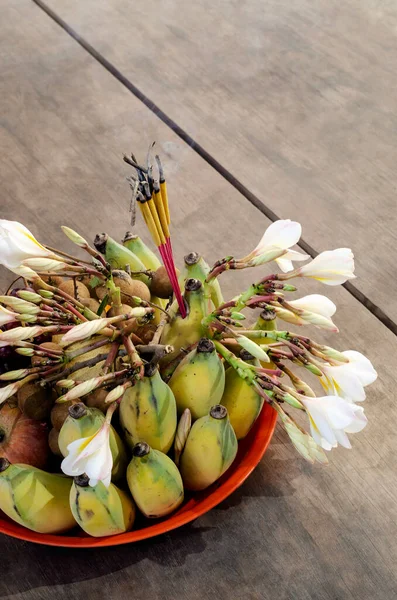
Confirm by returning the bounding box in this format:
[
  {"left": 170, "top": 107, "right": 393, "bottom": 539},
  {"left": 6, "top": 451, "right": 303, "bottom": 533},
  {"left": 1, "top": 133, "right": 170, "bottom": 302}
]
[{"left": 0, "top": 149, "right": 377, "bottom": 538}]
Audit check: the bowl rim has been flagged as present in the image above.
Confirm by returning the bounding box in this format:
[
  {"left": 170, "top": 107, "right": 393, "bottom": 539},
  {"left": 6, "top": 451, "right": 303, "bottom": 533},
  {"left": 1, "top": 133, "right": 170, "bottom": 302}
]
[{"left": 0, "top": 404, "right": 277, "bottom": 548}]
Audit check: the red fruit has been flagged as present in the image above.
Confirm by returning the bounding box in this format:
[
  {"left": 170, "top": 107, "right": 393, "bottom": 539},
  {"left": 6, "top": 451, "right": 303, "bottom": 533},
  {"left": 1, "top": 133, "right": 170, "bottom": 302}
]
[{"left": 0, "top": 403, "right": 49, "bottom": 468}]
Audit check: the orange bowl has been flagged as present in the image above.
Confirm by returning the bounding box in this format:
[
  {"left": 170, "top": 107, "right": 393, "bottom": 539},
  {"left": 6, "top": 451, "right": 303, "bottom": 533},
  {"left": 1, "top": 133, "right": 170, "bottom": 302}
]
[{"left": 0, "top": 404, "right": 276, "bottom": 547}]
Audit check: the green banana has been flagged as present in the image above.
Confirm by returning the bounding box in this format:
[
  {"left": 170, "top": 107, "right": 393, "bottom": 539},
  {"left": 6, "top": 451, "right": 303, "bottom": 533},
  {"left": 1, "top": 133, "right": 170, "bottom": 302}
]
[
  {"left": 168, "top": 338, "right": 225, "bottom": 419},
  {"left": 58, "top": 404, "right": 127, "bottom": 481},
  {"left": 122, "top": 232, "right": 161, "bottom": 271},
  {"left": 160, "top": 278, "right": 208, "bottom": 368},
  {"left": 221, "top": 350, "right": 264, "bottom": 440},
  {"left": 93, "top": 233, "right": 150, "bottom": 285},
  {"left": 252, "top": 309, "right": 278, "bottom": 368},
  {"left": 70, "top": 474, "right": 135, "bottom": 537},
  {"left": 0, "top": 458, "right": 75, "bottom": 534},
  {"left": 180, "top": 405, "right": 238, "bottom": 490},
  {"left": 178, "top": 252, "right": 224, "bottom": 308},
  {"left": 127, "top": 442, "right": 184, "bottom": 518},
  {"left": 151, "top": 295, "right": 168, "bottom": 326},
  {"left": 119, "top": 363, "right": 177, "bottom": 453}
]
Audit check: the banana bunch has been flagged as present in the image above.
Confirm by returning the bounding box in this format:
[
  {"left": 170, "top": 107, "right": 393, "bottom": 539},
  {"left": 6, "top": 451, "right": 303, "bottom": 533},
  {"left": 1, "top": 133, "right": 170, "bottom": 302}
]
[
  {"left": 119, "top": 363, "right": 177, "bottom": 453},
  {"left": 180, "top": 405, "right": 238, "bottom": 490},
  {"left": 70, "top": 474, "right": 135, "bottom": 537},
  {"left": 0, "top": 458, "right": 75, "bottom": 534},
  {"left": 168, "top": 338, "right": 225, "bottom": 419},
  {"left": 59, "top": 404, "right": 128, "bottom": 481},
  {"left": 127, "top": 442, "right": 184, "bottom": 518}
]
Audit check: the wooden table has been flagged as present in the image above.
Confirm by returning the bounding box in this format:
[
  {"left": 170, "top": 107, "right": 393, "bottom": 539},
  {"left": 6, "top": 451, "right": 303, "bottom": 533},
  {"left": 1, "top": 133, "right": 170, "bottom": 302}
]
[{"left": 1, "top": 2, "right": 397, "bottom": 598}]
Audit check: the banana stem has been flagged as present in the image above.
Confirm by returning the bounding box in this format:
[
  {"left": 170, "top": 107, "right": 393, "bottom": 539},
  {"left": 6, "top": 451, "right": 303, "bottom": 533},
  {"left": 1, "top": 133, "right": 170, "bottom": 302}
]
[{"left": 150, "top": 315, "right": 168, "bottom": 345}]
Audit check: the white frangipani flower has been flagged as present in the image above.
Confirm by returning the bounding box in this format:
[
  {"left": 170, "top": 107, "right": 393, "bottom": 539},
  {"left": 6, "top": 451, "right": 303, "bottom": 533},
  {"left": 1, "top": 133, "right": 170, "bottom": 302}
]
[
  {"left": 0, "top": 220, "right": 51, "bottom": 270},
  {"left": 242, "top": 220, "right": 308, "bottom": 271},
  {"left": 0, "top": 305, "right": 19, "bottom": 326},
  {"left": 61, "top": 422, "right": 113, "bottom": 487},
  {"left": 295, "top": 248, "right": 355, "bottom": 286},
  {"left": 320, "top": 350, "right": 377, "bottom": 403},
  {"left": 300, "top": 395, "right": 368, "bottom": 450},
  {"left": 285, "top": 294, "right": 338, "bottom": 331},
  {"left": 0, "top": 325, "right": 43, "bottom": 347}
]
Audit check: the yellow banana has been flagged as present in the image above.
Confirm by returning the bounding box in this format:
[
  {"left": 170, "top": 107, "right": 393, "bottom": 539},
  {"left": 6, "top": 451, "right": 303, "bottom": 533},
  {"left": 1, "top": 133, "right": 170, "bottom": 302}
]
[
  {"left": 58, "top": 404, "right": 127, "bottom": 481},
  {"left": 70, "top": 474, "right": 135, "bottom": 537},
  {"left": 93, "top": 233, "right": 150, "bottom": 285},
  {"left": 65, "top": 338, "right": 113, "bottom": 382},
  {"left": 160, "top": 278, "right": 207, "bottom": 368},
  {"left": 119, "top": 363, "right": 177, "bottom": 453},
  {"left": 0, "top": 458, "right": 75, "bottom": 534},
  {"left": 180, "top": 405, "right": 238, "bottom": 491},
  {"left": 178, "top": 252, "right": 224, "bottom": 308},
  {"left": 252, "top": 309, "right": 278, "bottom": 368},
  {"left": 221, "top": 350, "right": 264, "bottom": 439},
  {"left": 168, "top": 338, "right": 225, "bottom": 419},
  {"left": 126, "top": 442, "right": 184, "bottom": 518},
  {"left": 122, "top": 232, "right": 161, "bottom": 271}
]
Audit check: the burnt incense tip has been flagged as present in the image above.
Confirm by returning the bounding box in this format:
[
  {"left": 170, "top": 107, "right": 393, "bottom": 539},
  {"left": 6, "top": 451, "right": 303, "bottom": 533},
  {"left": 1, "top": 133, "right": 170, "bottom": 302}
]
[
  {"left": 123, "top": 231, "right": 138, "bottom": 243},
  {"left": 68, "top": 403, "right": 87, "bottom": 420},
  {"left": 153, "top": 181, "right": 160, "bottom": 193},
  {"left": 260, "top": 309, "right": 277, "bottom": 321},
  {"left": 239, "top": 349, "right": 255, "bottom": 361},
  {"left": 94, "top": 233, "right": 108, "bottom": 254},
  {"left": 210, "top": 405, "right": 228, "bottom": 420},
  {"left": 0, "top": 458, "right": 10, "bottom": 473},
  {"left": 74, "top": 474, "right": 90, "bottom": 487},
  {"left": 144, "top": 363, "right": 158, "bottom": 378},
  {"left": 132, "top": 442, "right": 150, "bottom": 457},
  {"left": 184, "top": 278, "right": 202, "bottom": 292},
  {"left": 143, "top": 183, "right": 152, "bottom": 200},
  {"left": 197, "top": 338, "right": 215, "bottom": 354},
  {"left": 184, "top": 252, "right": 200, "bottom": 266}
]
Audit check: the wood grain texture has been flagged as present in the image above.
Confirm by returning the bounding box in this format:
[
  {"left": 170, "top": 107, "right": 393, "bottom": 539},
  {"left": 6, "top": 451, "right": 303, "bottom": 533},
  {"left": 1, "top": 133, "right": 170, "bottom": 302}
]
[
  {"left": 43, "top": 0, "right": 397, "bottom": 324},
  {"left": 1, "top": 2, "right": 397, "bottom": 599}
]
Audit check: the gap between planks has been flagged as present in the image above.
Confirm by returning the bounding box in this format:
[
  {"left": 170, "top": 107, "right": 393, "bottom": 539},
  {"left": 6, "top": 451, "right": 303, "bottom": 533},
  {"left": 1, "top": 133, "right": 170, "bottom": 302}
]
[{"left": 30, "top": 0, "right": 397, "bottom": 338}]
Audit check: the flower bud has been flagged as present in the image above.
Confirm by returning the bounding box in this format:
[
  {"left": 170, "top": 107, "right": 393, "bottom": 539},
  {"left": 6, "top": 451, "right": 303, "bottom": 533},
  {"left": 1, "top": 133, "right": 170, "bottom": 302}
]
[
  {"left": 56, "top": 379, "right": 76, "bottom": 389},
  {"left": 16, "top": 290, "right": 42, "bottom": 303},
  {"left": 0, "top": 296, "right": 40, "bottom": 314},
  {"left": 23, "top": 258, "right": 68, "bottom": 272},
  {"left": 236, "top": 335, "right": 270, "bottom": 363},
  {"left": 17, "top": 314, "right": 38, "bottom": 323},
  {"left": 38, "top": 290, "right": 54, "bottom": 299},
  {"left": 15, "top": 348, "right": 34, "bottom": 357},
  {"left": 104, "top": 385, "right": 125, "bottom": 404},
  {"left": 61, "top": 226, "right": 88, "bottom": 248},
  {"left": 0, "top": 369, "right": 30, "bottom": 381}
]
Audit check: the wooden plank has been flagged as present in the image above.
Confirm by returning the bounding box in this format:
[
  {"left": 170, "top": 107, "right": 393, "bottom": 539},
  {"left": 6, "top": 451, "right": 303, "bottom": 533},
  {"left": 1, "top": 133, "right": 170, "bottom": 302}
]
[
  {"left": 1, "top": 2, "right": 397, "bottom": 599},
  {"left": 41, "top": 0, "right": 397, "bottom": 325}
]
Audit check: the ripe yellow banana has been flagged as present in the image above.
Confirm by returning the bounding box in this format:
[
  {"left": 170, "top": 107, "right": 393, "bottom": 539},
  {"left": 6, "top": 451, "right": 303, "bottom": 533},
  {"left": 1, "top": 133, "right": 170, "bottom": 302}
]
[
  {"left": 94, "top": 233, "right": 150, "bottom": 285},
  {"left": 180, "top": 405, "right": 238, "bottom": 491},
  {"left": 119, "top": 363, "right": 177, "bottom": 453},
  {"left": 160, "top": 278, "right": 207, "bottom": 367},
  {"left": 221, "top": 350, "right": 264, "bottom": 440},
  {"left": 65, "top": 338, "right": 113, "bottom": 382},
  {"left": 69, "top": 474, "right": 135, "bottom": 537},
  {"left": 58, "top": 404, "right": 128, "bottom": 481},
  {"left": 168, "top": 338, "right": 225, "bottom": 419},
  {"left": 178, "top": 252, "right": 224, "bottom": 308},
  {"left": 122, "top": 232, "right": 161, "bottom": 271},
  {"left": 0, "top": 458, "right": 75, "bottom": 534},
  {"left": 127, "top": 442, "right": 184, "bottom": 518}
]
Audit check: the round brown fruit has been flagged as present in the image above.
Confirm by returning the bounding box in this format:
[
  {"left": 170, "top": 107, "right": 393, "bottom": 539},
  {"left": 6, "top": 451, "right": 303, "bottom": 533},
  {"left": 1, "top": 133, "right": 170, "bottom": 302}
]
[
  {"left": 17, "top": 382, "right": 54, "bottom": 421},
  {"left": 150, "top": 266, "right": 174, "bottom": 299},
  {"left": 96, "top": 271, "right": 150, "bottom": 305},
  {"left": 0, "top": 404, "right": 49, "bottom": 468},
  {"left": 33, "top": 274, "right": 64, "bottom": 289},
  {"left": 58, "top": 280, "right": 90, "bottom": 300},
  {"left": 135, "top": 323, "right": 157, "bottom": 344},
  {"left": 48, "top": 427, "right": 62, "bottom": 457},
  {"left": 50, "top": 401, "right": 73, "bottom": 431},
  {"left": 85, "top": 388, "right": 110, "bottom": 414},
  {"left": 107, "top": 303, "right": 134, "bottom": 318},
  {"left": 80, "top": 297, "right": 100, "bottom": 313}
]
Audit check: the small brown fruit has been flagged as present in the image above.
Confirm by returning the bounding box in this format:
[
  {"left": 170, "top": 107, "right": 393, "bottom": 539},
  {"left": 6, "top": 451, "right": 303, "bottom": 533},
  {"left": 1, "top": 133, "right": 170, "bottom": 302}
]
[
  {"left": 33, "top": 274, "right": 64, "bottom": 289},
  {"left": 150, "top": 266, "right": 174, "bottom": 299},
  {"left": 108, "top": 303, "right": 134, "bottom": 318},
  {"left": 58, "top": 280, "right": 90, "bottom": 300},
  {"left": 51, "top": 401, "right": 74, "bottom": 431},
  {"left": 48, "top": 427, "right": 62, "bottom": 457},
  {"left": 96, "top": 270, "right": 150, "bottom": 305},
  {"left": 135, "top": 323, "right": 157, "bottom": 344},
  {"left": 80, "top": 297, "right": 100, "bottom": 313},
  {"left": 85, "top": 388, "right": 110, "bottom": 414},
  {"left": 17, "top": 382, "right": 54, "bottom": 421}
]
